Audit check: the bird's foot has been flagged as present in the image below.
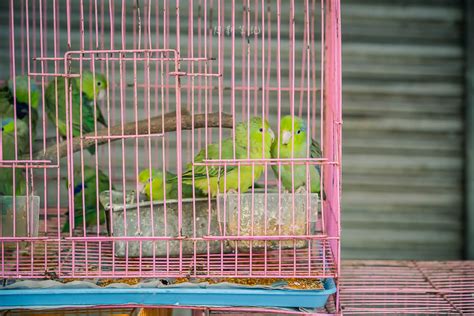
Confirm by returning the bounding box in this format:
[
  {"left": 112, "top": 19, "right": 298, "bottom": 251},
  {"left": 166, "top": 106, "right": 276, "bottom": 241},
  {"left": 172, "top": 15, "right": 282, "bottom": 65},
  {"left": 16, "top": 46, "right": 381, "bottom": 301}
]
[{"left": 295, "top": 186, "right": 307, "bottom": 194}]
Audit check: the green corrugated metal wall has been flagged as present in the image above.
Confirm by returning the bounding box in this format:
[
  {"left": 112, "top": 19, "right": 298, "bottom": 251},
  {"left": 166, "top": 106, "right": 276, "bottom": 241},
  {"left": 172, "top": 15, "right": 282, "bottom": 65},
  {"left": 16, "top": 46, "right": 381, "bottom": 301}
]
[{"left": 341, "top": 0, "right": 464, "bottom": 259}]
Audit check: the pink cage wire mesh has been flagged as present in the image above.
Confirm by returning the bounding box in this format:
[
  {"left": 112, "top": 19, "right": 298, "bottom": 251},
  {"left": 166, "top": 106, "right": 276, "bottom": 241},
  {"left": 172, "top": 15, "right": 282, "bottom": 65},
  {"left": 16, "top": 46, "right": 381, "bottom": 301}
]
[
  {"left": 340, "top": 260, "right": 474, "bottom": 315},
  {"left": 0, "top": 0, "right": 342, "bottom": 312}
]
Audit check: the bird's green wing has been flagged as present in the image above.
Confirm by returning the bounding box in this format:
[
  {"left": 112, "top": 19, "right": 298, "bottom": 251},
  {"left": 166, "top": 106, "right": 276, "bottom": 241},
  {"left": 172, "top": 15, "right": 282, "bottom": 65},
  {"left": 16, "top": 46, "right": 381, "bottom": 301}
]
[
  {"left": 71, "top": 93, "right": 95, "bottom": 135},
  {"left": 310, "top": 139, "right": 322, "bottom": 159},
  {"left": 71, "top": 93, "right": 100, "bottom": 154},
  {"left": 309, "top": 137, "right": 322, "bottom": 189},
  {"left": 45, "top": 78, "right": 68, "bottom": 137},
  {"left": 1, "top": 119, "right": 29, "bottom": 159},
  {"left": 181, "top": 139, "right": 238, "bottom": 181},
  {"left": 309, "top": 138, "right": 325, "bottom": 198},
  {"left": 0, "top": 84, "right": 13, "bottom": 116},
  {"left": 310, "top": 138, "right": 322, "bottom": 174},
  {"left": 0, "top": 168, "right": 26, "bottom": 196},
  {"left": 0, "top": 118, "right": 27, "bottom": 195},
  {"left": 166, "top": 172, "right": 205, "bottom": 199}
]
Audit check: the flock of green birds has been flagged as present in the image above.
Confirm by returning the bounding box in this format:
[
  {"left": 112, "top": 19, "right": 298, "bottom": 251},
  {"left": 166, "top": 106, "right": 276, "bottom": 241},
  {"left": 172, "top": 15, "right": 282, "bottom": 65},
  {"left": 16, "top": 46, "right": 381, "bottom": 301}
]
[{"left": 0, "top": 73, "right": 322, "bottom": 233}]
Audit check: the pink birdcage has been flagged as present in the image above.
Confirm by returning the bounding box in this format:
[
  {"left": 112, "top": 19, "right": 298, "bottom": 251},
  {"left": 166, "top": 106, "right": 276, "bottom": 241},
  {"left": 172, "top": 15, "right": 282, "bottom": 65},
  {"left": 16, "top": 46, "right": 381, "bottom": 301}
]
[{"left": 0, "top": 0, "right": 341, "bottom": 313}]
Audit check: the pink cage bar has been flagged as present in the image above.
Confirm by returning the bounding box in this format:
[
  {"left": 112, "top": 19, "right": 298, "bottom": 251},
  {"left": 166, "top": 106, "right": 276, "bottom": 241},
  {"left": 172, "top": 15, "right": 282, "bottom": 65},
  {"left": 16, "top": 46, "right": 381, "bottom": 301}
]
[{"left": 1, "top": 0, "right": 342, "bottom": 313}]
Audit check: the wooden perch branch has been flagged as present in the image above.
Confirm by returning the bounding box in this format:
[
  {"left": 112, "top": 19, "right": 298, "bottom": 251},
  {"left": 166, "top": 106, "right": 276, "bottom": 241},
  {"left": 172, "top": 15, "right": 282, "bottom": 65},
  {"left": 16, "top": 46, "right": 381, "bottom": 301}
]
[{"left": 35, "top": 111, "right": 234, "bottom": 163}]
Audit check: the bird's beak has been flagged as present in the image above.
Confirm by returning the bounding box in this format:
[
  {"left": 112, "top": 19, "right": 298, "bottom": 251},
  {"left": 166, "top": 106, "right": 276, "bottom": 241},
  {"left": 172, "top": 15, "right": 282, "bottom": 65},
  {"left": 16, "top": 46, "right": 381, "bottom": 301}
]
[
  {"left": 268, "top": 128, "right": 275, "bottom": 142},
  {"left": 281, "top": 130, "right": 292, "bottom": 145},
  {"left": 137, "top": 182, "right": 145, "bottom": 194}
]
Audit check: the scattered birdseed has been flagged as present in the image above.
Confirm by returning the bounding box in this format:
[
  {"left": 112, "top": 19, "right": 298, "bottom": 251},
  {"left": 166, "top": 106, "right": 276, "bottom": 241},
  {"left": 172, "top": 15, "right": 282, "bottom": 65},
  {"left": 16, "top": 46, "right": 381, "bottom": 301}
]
[{"left": 173, "top": 277, "right": 323, "bottom": 290}]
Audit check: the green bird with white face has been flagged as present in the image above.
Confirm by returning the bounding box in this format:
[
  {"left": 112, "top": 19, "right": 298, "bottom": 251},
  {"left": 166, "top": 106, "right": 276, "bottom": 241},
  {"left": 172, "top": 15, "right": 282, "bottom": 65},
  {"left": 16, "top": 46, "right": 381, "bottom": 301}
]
[
  {"left": 181, "top": 117, "right": 275, "bottom": 197},
  {"left": 45, "top": 71, "right": 108, "bottom": 155},
  {"left": 137, "top": 169, "right": 174, "bottom": 201},
  {"left": 271, "top": 115, "right": 323, "bottom": 196},
  {"left": 0, "top": 76, "right": 40, "bottom": 144},
  {"left": 0, "top": 118, "right": 28, "bottom": 196}
]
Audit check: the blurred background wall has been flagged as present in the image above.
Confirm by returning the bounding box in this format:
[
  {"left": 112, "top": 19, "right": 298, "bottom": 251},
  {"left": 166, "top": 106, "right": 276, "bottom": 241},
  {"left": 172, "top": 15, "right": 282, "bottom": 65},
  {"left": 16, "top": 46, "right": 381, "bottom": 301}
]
[{"left": 341, "top": 0, "right": 464, "bottom": 259}]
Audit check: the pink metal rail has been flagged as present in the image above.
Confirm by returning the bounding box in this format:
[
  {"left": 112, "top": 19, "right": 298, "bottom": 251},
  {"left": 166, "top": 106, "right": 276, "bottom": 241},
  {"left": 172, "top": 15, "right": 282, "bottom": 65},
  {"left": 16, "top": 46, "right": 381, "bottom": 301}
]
[{"left": 1, "top": 0, "right": 342, "bottom": 313}]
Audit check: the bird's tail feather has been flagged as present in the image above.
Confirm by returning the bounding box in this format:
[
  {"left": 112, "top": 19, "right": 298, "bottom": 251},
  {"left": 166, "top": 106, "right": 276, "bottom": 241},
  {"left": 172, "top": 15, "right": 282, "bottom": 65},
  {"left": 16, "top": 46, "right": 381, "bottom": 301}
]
[{"left": 61, "top": 221, "right": 69, "bottom": 233}]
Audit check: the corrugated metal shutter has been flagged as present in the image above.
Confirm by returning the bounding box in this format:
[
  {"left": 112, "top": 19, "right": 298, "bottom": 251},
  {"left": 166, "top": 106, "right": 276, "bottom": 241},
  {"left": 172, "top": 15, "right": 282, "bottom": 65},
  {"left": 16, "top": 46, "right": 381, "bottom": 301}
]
[
  {"left": 341, "top": 0, "right": 465, "bottom": 259},
  {"left": 0, "top": 0, "right": 465, "bottom": 260}
]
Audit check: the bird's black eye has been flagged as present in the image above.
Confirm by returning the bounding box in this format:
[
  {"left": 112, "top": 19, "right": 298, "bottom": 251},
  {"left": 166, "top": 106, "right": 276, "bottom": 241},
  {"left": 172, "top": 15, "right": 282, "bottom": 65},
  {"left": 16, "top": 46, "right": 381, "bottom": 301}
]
[
  {"left": 259, "top": 128, "right": 263, "bottom": 132},
  {"left": 296, "top": 130, "right": 301, "bottom": 134},
  {"left": 97, "top": 81, "right": 102, "bottom": 86}
]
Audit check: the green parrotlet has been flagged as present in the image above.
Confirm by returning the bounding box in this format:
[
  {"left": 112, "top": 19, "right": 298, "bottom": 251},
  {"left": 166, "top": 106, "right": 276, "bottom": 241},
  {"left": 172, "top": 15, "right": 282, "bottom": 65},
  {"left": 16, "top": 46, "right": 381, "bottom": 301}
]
[
  {"left": 271, "top": 115, "right": 323, "bottom": 197},
  {"left": 45, "top": 71, "right": 108, "bottom": 155}
]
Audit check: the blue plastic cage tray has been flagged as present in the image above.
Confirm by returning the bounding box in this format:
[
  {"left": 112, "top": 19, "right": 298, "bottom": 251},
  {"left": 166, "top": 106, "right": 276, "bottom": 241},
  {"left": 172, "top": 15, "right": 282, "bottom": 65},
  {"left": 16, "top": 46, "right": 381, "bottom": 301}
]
[{"left": 0, "top": 279, "right": 336, "bottom": 309}]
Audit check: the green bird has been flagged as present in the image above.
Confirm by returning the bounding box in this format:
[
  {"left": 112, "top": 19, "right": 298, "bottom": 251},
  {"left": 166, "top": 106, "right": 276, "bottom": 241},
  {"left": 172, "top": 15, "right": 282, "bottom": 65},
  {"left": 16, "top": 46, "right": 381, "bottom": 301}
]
[
  {"left": 45, "top": 71, "right": 108, "bottom": 155},
  {"left": 137, "top": 168, "right": 204, "bottom": 201},
  {"left": 271, "top": 115, "right": 323, "bottom": 196},
  {"left": 181, "top": 117, "right": 275, "bottom": 197},
  {"left": 0, "top": 76, "right": 40, "bottom": 143},
  {"left": 137, "top": 168, "right": 174, "bottom": 201},
  {"left": 62, "top": 165, "right": 112, "bottom": 233},
  {"left": 0, "top": 118, "right": 28, "bottom": 196}
]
